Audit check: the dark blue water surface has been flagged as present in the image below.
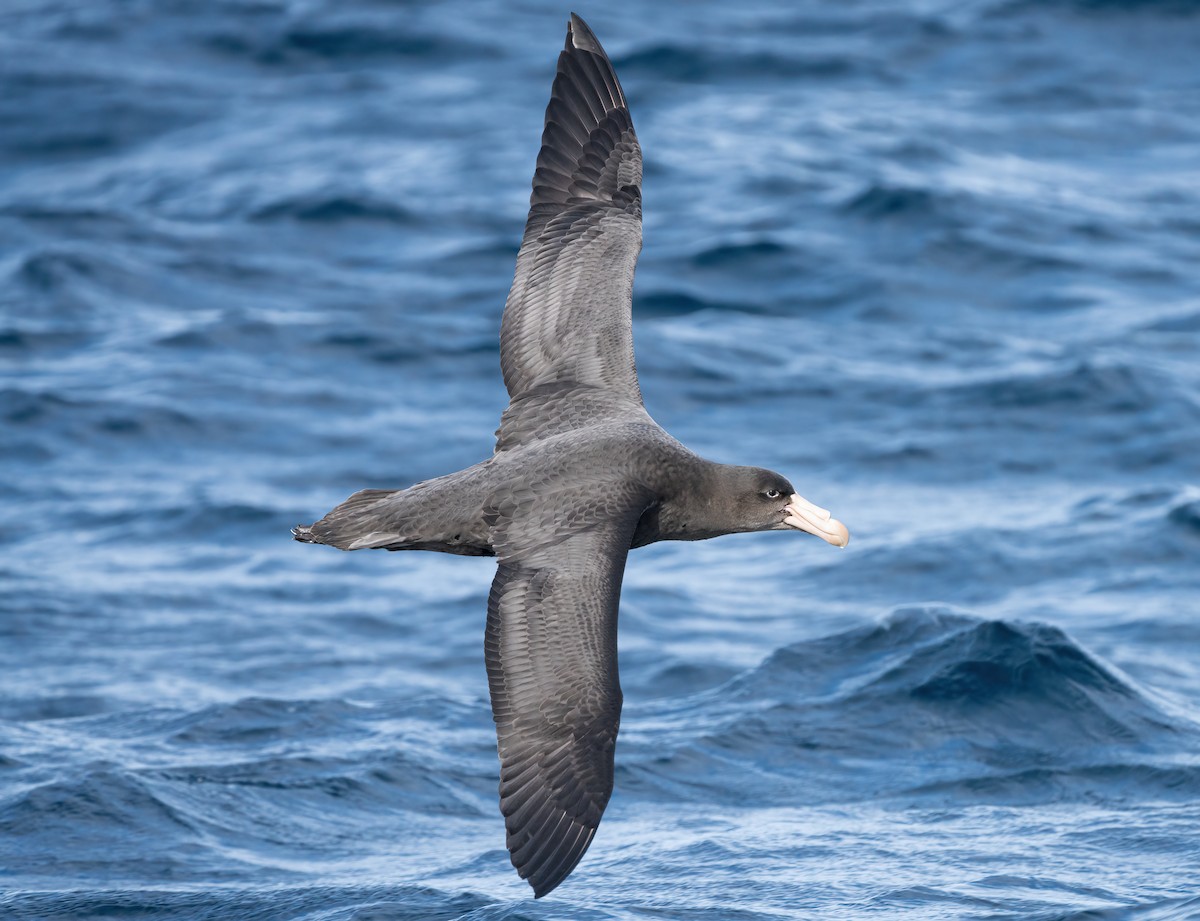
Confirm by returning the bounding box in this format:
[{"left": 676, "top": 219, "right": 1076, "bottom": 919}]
[{"left": 3, "top": 1, "right": 1200, "bottom": 918}]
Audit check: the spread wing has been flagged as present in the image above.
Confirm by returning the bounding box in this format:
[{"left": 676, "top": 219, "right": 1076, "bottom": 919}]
[
  {"left": 496, "top": 14, "right": 644, "bottom": 453},
  {"left": 484, "top": 479, "right": 652, "bottom": 897}
]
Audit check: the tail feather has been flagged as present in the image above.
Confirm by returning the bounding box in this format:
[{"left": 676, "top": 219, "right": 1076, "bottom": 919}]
[
  {"left": 294, "top": 466, "right": 493, "bottom": 557},
  {"left": 293, "top": 488, "right": 402, "bottom": 550}
]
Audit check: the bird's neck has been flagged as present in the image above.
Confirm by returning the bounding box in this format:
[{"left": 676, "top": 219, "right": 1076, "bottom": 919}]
[{"left": 632, "top": 461, "right": 740, "bottom": 547}]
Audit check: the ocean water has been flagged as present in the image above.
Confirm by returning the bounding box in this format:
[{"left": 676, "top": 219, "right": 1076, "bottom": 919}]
[{"left": 2, "top": 0, "right": 1200, "bottom": 917}]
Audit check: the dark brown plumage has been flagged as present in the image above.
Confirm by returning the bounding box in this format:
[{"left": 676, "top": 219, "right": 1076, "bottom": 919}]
[{"left": 294, "top": 13, "right": 848, "bottom": 898}]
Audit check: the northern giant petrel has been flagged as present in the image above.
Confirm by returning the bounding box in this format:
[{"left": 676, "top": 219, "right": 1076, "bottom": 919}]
[{"left": 295, "top": 13, "right": 849, "bottom": 898}]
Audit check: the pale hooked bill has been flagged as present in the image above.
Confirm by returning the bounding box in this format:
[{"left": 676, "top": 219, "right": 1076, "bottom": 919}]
[{"left": 785, "top": 493, "right": 850, "bottom": 547}]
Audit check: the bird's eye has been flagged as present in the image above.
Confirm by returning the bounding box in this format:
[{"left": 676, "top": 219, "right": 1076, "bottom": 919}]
[{"left": 764, "top": 489, "right": 782, "bottom": 500}]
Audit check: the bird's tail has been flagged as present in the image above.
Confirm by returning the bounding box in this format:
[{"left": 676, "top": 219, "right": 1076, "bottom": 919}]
[
  {"left": 293, "top": 470, "right": 494, "bottom": 556},
  {"left": 292, "top": 488, "right": 400, "bottom": 550}
]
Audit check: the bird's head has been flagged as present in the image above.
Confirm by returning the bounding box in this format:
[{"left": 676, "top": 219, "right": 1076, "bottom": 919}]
[{"left": 720, "top": 466, "right": 850, "bottom": 547}]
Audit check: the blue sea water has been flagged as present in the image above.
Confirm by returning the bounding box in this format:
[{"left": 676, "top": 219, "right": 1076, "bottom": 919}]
[{"left": 2, "top": 0, "right": 1200, "bottom": 917}]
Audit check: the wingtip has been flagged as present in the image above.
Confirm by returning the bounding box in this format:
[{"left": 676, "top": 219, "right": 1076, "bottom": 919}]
[
  {"left": 523, "top": 862, "right": 576, "bottom": 899},
  {"left": 512, "top": 822, "right": 597, "bottom": 899},
  {"left": 565, "top": 13, "right": 602, "bottom": 54},
  {"left": 527, "top": 868, "right": 567, "bottom": 899}
]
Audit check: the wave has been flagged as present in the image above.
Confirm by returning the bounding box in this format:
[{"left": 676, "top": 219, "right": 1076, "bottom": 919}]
[
  {"left": 1139, "top": 309, "right": 1200, "bottom": 334},
  {"left": 168, "top": 696, "right": 373, "bottom": 746},
  {"left": 906, "top": 761, "right": 1200, "bottom": 803},
  {"left": 0, "top": 769, "right": 199, "bottom": 866},
  {"left": 944, "top": 360, "right": 1156, "bottom": 412},
  {"left": 0, "top": 694, "right": 110, "bottom": 722},
  {"left": 6, "top": 246, "right": 145, "bottom": 304},
  {"left": 614, "top": 44, "right": 883, "bottom": 82},
  {"left": 248, "top": 192, "right": 417, "bottom": 225},
  {"left": 0, "top": 387, "right": 201, "bottom": 445},
  {"left": 0, "top": 67, "right": 199, "bottom": 159},
  {"left": 1168, "top": 497, "right": 1200, "bottom": 534},
  {"left": 0, "top": 696, "right": 499, "bottom": 891},
  {"left": 995, "top": 0, "right": 1200, "bottom": 14},
  {"left": 70, "top": 499, "right": 291, "bottom": 546},
  {"left": 203, "top": 17, "right": 499, "bottom": 67},
  {"left": 0, "top": 884, "right": 494, "bottom": 921},
  {"left": 689, "top": 239, "right": 790, "bottom": 269},
  {"left": 635, "top": 289, "right": 750, "bottom": 317},
  {"left": 841, "top": 183, "right": 956, "bottom": 223},
  {"left": 149, "top": 752, "right": 487, "bottom": 822},
  {"left": 0, "top": 325, "right": 92, "bottom": 355},
  {"left": 623, "top": 608, "right": 1193, "bottom": 806},
  {"left": 926, "top": 228, "right": 1083, "bottom": 275},
  {"left": 1074, "top": 485, "right": 1200, "bottom": 540}
]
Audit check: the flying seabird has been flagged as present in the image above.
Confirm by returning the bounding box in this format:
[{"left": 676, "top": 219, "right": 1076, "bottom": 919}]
[{"left": 294, "top": 13, "right": 849, "bottom": 898}]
